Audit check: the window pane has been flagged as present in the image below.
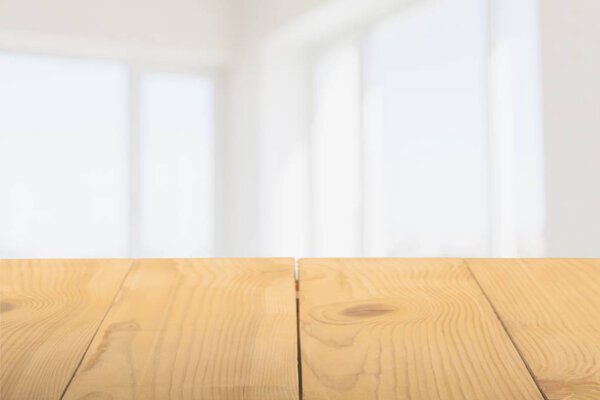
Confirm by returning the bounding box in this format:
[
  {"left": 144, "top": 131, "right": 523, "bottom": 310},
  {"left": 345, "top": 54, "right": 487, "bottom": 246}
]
[
  {"left": 139, "top": 73, "right": 214, "bottom": 257},
  {"left": 0, "top": 52, "right": 129, "bottom": 257},
  {"left": 367, "top": 0, "right": 490, "bottom": 256}
]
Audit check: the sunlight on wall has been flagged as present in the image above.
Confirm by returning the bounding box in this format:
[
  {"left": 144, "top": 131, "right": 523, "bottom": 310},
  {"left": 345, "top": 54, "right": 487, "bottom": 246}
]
[
  {"left": 140, "top": 73, "right": 215, "bottom": 257},
  {"left": 312, "top": 43, "right": 362, "bottom": 256}
]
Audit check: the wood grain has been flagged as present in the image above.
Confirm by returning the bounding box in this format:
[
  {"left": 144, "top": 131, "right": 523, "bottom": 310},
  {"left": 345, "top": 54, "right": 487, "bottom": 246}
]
[
  {"left": 298, "top": 258, "right": 544, "bottom": 400},
  {"left": 0, "top": 259, "right": 132, "bottom": 400},
  {"left": 467, "top": 258, "right": 600, "bottom": 400},
  {"left": 62, "top": 258, "right": 299, "bottom": 400}
]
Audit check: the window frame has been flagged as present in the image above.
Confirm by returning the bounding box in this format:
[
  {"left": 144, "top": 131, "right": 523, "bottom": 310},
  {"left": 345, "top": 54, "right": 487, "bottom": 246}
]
[{"left": 0, "top": 46, "right": 221, "bottom": 257}]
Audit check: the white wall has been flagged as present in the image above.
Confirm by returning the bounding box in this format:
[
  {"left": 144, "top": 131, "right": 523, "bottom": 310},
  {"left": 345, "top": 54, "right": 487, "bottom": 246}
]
[
  {"left": 0, "top": 0, "right": 233, "bottom": 65},
  {"left": 222, "top": 0, "right": 327, "bottom": 255},
  {"left": 233, "top": 0, "right": 326, "bottom": 48},
  {"left": 541, "top": 0, "right": 600, "bottom": 257}
]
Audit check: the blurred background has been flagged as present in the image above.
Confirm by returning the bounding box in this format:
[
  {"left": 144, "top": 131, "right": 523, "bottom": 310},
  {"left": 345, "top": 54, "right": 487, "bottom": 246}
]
[{"left": 0, "top": 0, "right": 598, "bottom": 258}]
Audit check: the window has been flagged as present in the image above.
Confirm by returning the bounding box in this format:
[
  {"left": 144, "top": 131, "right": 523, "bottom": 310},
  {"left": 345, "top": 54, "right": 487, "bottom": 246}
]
[
  {"left": 366, "top": 0, "right": 490, "bottom": 256},
  {"left": 0, "top": 52, "right": 215, "bottom": 258},
  {"left": 0, "top": 53, "right": 129, "bottom": 257},
  {"left": 308, "top": 0, "right": 545, "bottom": 257}
]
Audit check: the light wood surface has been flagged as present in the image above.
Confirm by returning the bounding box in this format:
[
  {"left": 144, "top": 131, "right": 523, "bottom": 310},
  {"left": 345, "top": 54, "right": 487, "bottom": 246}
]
[
  {"left": 298, "top": 258, "right": 544, "bottom": 400},
  {"left": 2, "top": 258, "right": 598, "bottom": 399},
  {"left": 0, "top": 259, "right": 132, "bottom": 400},
  {"left": 467, "top": 258, "right": 600, "bottom": 400},
  {"left": 62, "top": 258, "right": 299, "bottom": 400}
]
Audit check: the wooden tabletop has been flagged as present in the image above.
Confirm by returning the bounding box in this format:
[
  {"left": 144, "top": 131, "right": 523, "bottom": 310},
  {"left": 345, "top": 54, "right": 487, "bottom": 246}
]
[{"left": 1, "top": 259, "right": 598, "bottom": 399}]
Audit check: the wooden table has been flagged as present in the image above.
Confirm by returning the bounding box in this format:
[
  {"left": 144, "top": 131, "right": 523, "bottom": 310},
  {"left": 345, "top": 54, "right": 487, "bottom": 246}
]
[{"left": 1, "top": 259, "right": 598, "bottom": 399}]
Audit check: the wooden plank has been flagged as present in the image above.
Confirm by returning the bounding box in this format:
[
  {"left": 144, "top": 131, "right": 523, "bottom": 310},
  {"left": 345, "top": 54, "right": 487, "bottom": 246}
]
[
  {"left": 0, "top": 259, "right": 132, "bottom": 400},
  {"left": 298, "top": 258, "right": 544, "bottom": 400},
  {"left": 63, "top": 258, "right": 299, "bottom": 400},
  {"left": 467, "top": 258, "right": 600, "bottom": 400}
]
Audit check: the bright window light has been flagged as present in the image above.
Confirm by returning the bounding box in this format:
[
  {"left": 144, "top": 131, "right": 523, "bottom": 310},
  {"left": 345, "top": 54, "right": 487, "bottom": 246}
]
[
  {"left": 139, "top": 73, "right": 214, "bottom": 257},
  {"left": 0, "top": 52, "right": 129, "bottom": 257},
  {"left": 366, "top": 0, "right": 490, "bottom": 256}
]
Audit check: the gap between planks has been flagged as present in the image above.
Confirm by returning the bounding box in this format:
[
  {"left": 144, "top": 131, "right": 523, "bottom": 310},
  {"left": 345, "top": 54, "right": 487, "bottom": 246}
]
[
  {"left": 462, "top": 260, "right": 548, "bottom": 400},
  {"left": 58, "top": 260, "right": 136, "bottom": 400},
  {"left": 56, "top": 258, "right": 547, "bottom": 400},
  {"left": 57, "top": 259, "right": 300, "bottom": 400},
  {"left": 294, "top": 258, "right": 304, "bottom": 400}
]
